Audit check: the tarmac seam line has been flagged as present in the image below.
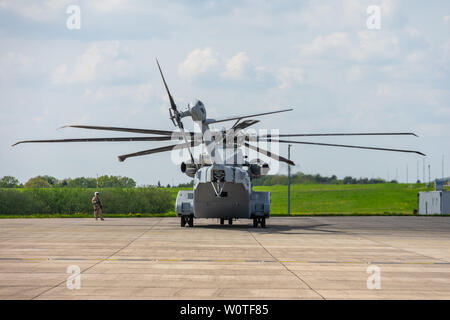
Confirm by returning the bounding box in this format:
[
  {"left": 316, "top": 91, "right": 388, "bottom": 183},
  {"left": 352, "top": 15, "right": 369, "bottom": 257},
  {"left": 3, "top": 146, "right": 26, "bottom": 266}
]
[
  {"left": 247, "top": 230, "right": 326, "bottom": 300},
  {"left": 30, "top": 218, "right": 162, "bottom": 300}
]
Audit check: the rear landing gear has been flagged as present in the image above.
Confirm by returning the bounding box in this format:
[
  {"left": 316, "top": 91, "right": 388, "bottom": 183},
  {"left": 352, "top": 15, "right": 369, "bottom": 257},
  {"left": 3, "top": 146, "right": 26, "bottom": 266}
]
[
  {"left": 253, "top": 217, "right": 266, "bottom": 228},
  {"left": 181, "top": 215, "right": 194, "bottom": 228},
  {"left": 228, "top": 218, "right": 233, "bottom": 225}
]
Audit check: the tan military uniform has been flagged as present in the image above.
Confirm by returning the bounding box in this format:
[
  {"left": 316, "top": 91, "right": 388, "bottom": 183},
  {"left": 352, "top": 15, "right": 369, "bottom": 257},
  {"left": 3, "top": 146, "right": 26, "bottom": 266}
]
[{"left": 92, "top": 195, "right": 103, "bottom": 220}]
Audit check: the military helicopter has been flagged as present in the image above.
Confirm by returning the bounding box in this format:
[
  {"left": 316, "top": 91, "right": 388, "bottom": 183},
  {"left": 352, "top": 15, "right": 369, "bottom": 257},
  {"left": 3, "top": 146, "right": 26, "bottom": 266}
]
[{"left": 13, "top": 60, "right": 425, "bottom": 228}]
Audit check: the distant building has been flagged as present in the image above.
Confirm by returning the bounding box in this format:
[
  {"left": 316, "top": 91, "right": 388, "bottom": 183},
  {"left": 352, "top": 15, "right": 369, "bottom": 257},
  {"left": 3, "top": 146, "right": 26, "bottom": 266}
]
[{"left": 418, "top": 178, "right": 450, "bottom": 215}]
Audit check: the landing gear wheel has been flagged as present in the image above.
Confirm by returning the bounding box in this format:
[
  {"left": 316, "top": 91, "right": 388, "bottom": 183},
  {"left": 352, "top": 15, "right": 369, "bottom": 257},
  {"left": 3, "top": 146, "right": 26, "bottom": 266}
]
[
  {"left": 181, "top": 216, "right": 186, "bottom": 227},
  {"left": 188, "top": 216, "right": 194, "bottom": 227},
  {"left": 228, "top": 218, "right": 233, "bottom": 225},
  {"left": 220, "top": 218, "right": 224, "bottom": 225},
  {"left": 261, "top": 217, "right": 266, "bottom": 228},
  {"left": 253, "top": 218, "right": 258, "bottom": 228}
]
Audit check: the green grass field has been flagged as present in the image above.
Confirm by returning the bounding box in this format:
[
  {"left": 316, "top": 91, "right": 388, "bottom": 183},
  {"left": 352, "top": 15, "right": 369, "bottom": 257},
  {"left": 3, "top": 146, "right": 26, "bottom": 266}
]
[
  {"left": 254, "top": 183, "right": 432, "bottom": 215},
  {"left": 0, "top": 183, "right": 437, "bottom": 218}
]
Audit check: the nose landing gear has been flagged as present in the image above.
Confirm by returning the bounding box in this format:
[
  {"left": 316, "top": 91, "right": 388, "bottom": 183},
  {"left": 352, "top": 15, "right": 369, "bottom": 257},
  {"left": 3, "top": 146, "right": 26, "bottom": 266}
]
[
  {"left": 219, "top": 218, "right": 234, "bottom": 225},
  {"left": 181, "top": 215, "right": 194, "bottom": 227},
  {"left": 252, "top": 217, "right": 266, "bottom": 228}
]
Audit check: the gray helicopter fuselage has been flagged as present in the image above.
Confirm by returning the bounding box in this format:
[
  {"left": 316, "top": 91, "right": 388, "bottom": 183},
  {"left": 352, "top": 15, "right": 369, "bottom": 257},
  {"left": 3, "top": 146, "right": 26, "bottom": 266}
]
[{"left": 175, "top": 164, "right": 270, "bottom": 220}]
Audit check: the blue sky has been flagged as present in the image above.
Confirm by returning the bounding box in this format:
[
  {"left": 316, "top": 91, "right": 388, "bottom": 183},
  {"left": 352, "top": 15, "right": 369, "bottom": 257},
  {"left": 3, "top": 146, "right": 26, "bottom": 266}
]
[{"left": 1, "top": 0, "right": 449, "bottom": 185}]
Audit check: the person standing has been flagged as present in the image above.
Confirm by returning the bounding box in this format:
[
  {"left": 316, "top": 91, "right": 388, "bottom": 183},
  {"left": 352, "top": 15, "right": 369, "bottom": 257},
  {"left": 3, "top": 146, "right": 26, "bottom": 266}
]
[{"left": 92, "top": 192, "right": 104, "bottom": 221}]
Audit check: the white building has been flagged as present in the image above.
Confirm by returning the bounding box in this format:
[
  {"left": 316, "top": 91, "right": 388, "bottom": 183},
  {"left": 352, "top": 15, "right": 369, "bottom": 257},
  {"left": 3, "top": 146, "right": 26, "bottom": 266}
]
[{"left": 418, "top": 191, "right": 450, "bottom": 215}]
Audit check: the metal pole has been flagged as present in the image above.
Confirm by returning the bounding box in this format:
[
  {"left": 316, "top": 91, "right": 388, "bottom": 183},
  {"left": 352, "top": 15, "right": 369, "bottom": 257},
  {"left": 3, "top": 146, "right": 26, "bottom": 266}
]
[
  {"left": 428, "top": 165, "right": 431, "bottom": 185},
  {"left": 423, "top": 158, "right": 425, "bottom": 184},
  {"left": 417, "top": 160, "right": 419, "bottom": 184},
  {"left": 287, "top": 144, "right": 291, "bottom": 216}
]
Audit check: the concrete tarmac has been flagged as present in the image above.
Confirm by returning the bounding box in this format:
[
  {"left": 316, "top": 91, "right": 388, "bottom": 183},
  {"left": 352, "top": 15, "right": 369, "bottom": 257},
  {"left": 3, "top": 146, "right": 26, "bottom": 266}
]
[{"left": 0, "top": 216, "right": 449, "bottom": 300}]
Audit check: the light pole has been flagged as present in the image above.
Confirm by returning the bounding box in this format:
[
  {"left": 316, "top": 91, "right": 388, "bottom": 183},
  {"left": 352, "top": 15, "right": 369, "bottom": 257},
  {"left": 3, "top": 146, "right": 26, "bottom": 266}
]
[
  {"left": 423, "top": 158, "right": 425, "bottom": 184},
  {"left": 406, "top": 165, "right": 408, "bottom": 184},
  {"left": 428, "top": 164, "right": 431, "bottom": 186},
  {"left": 287, "top": 144, "right": 291, "bottom": 216}
]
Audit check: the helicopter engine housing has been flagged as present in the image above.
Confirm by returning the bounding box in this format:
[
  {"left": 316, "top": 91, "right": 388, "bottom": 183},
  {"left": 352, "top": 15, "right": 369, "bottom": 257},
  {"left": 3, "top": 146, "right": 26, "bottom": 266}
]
[
  {"left": 181, "top": 162, "right": 198, "bottom": 178},
  {"left": 249, "top": 163, "right": 270, "bottom": 178}
]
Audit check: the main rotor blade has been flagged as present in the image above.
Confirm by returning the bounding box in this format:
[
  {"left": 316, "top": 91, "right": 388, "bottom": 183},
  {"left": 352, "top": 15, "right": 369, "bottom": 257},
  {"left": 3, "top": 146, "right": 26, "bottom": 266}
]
[
  {"left": 232, "top": 119, "right": 260, "bottom": 131},
  {"left": 156, "top": 59, "right": 195, "bottom": 164},
  {"left": 265, "top": 139, "right": 426, "bottom": 156},
  {"left": 156, "top": 58, "right": 178, "bottom": 113},
  {"left": 259, "top": 132, "right": 419, "bottom": 138},
  {"left": 207, "top": 108, "right": 293, "bottom": 125},
  {"left": 60, "top": 125, "right": 176, "bottom": 136},
  {"left": 244, "top": 142, "right": 295, "bottom": 166},
  {"left": 12, "top": 136, "right": 175, "bottom": 146},
  {"left": 118, "top": 140, "right": 200, "bottom": 162}
]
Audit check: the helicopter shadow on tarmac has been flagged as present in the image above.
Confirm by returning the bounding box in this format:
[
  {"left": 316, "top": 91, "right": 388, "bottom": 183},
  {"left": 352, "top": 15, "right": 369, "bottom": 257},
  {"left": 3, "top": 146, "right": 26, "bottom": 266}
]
[
  {"left": 194, "top": 222, "right": 344, "bottom": 235},
  {"left": 78, "top": 219, "right": 344, "bottom": 235}
]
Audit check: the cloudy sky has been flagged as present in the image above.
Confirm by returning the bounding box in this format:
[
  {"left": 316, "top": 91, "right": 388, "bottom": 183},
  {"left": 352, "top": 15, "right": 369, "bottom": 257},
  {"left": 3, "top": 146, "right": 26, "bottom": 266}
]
[{"left": 1, "top": 0, "right": 449, "bottom": 186}]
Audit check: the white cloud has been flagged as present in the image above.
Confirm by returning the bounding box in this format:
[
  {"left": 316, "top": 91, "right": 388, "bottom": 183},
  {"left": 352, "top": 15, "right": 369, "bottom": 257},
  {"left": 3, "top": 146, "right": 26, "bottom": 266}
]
[
  {"left": 444, "top": 15, "right": 450, "bottom": 24},
  {"left": 297, "top": 0, "right": 396, "bottom": 29},
  {"left": 68, "top": 44, "right": 103, "bottom": 84},
  {"left": 298, "top": 32, "right": 351, "bottom": 58},
  {"left": 346, "top": 65, "right": 362, "bottom": 83},
  {"left": 0, "top": 0, "right": 71, "bottom": 22},
  {"left": 0, "top": 51, "right": 34, "bottom": 83},
  {"left": 82, "top": 82, "right": 152, "bottom": 105},
  {"left": 352, "top": 31, "right": 399, "bottom": 61},
  {"left": 0, "top": 0, "right": 136, "bottom": 21},
  {"left": 405, "top": 26, "right": 420, "bottom": 38},
  {"left": 51, "top": 64, "right": 68, "bottom": 85},
  {"left": 442, "top": 40, "right": 450, "bottom": 63},
  {"left": 52, "top": 41, "right": 135, "bottom": 85},
  {"left": 1, "top": 51, "right": 33, "bottom": 72},
  {"left": 299, "top": 0, "right": 367, "bottom": 30},
  {"left": 406, "top": 51, "right": 425, "bottom": 64},
  {"left": 221, "top": 52, "right": 250, "bottom": 80},
  {"left": 380, "top": 0, "right": 396, "bottom": 17},
  {"left": 297, "top": 4, "right": 334, "bottom": 28},
  {"left": 178, "top": 47, "right": 219, "bottom": 81},
  {"left": 179, "top": 48, "right": 272, "bottom": 84},
  {"left": 86, "top": 0, "right": 129, "bottom": 13},
  {"left": 297, "top": 31, "right": 399, "bottom": 62},
  {"left": 276, "top": 67, "right": 304, "bottom": 89}
]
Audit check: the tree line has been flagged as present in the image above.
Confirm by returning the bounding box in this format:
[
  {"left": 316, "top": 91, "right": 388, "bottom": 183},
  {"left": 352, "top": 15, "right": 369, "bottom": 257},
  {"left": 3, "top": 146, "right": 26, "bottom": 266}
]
[
  {"left": 251, "top": 172, "right": 398, "bottom": 186},
  {"left": 0, "top": 175, "right": 136, "bottom": 188},
  {"left": 1, "top": 171, "right": 399, "bottom": 190}
]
